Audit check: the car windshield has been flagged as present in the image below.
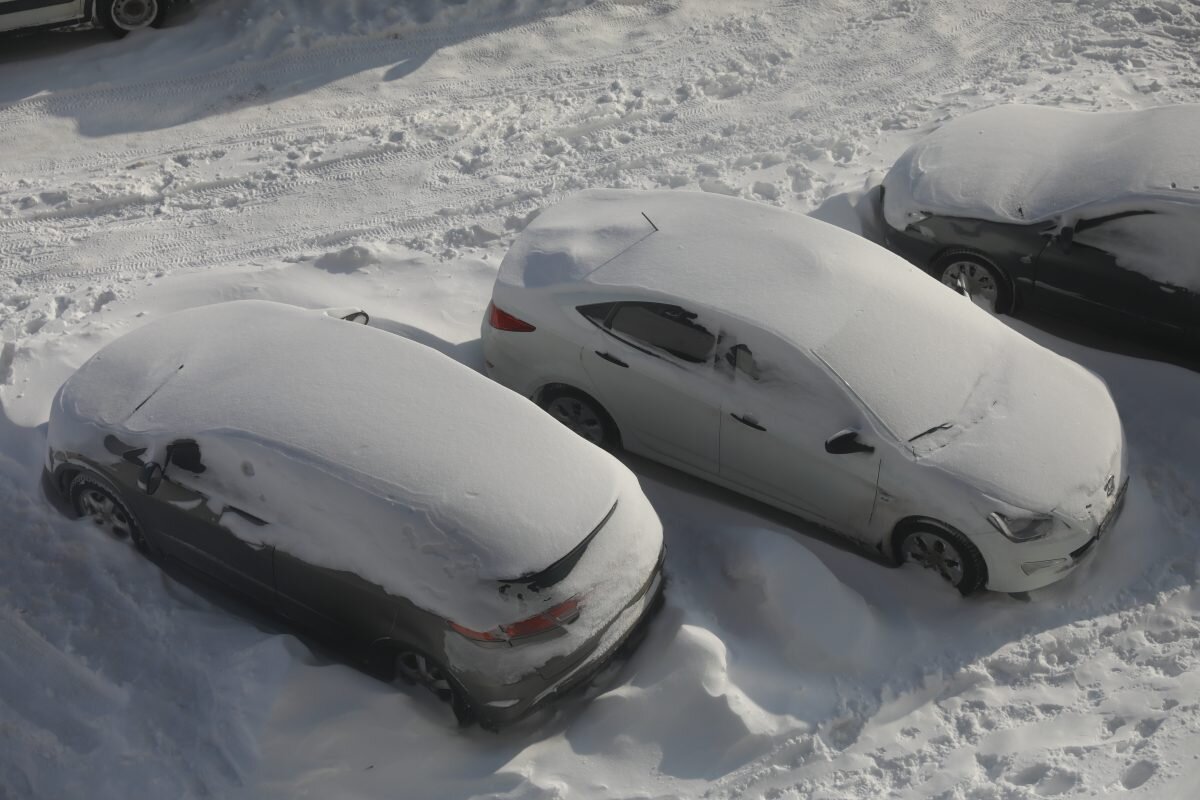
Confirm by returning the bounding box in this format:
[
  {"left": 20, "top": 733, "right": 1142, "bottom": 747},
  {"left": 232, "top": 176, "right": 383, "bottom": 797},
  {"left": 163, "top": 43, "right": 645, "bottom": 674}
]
[{"left": 813, "top": 302, "right": 1006, "bottom": 444}]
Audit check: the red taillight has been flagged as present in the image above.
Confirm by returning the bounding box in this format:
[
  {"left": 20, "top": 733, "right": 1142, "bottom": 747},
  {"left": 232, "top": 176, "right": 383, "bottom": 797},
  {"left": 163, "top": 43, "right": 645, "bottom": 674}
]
[
  {"left": 450, "top": 597, "right": 581, "bottom": 646},
  {"left": 488, "top": 301, "right": 536, "bottom": 332},
  {"left": 503, "top": 597, "right": 581, "bottom": 639},
  {"left": 448, "top": 622, "right": 506, "bottom": 644}
]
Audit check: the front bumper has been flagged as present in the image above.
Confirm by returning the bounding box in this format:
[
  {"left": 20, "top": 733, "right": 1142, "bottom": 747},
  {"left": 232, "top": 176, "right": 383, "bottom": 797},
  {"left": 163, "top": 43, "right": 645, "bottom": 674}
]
[
  {"left": 982, "top": 478, "right": 1129, "bottom": 593},
  {"left": 468, "top": 546, "right": 666, "bottom": 728}
]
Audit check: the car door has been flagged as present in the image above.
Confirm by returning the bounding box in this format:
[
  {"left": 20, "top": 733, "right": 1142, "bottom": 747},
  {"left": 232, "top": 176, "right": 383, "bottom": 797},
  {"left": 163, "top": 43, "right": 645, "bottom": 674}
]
[
  {"left": 717, "top": 337, "right": 881, "bottom": 540},
  {"left": 273, "top": 551, "right": 399, "bottom": 651},
  {"left": 145, "top": 439, "right": 276, "bottom": 607},
  {"left": 576, "top": 301, "right": 721, "bottom": 474},
  {"left": 1033, "top": 209, "right": 1191, "bottom": 335},
  {"left": 0, "top": 0, "right": 82, "bottom": 32}
]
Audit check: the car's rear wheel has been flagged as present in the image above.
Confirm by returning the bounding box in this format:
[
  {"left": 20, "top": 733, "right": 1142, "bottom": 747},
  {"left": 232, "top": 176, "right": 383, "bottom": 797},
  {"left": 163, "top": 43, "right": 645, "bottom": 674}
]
[
  {"left": 896, "top": 524, "right": 986, "bottom": 596},
  {"left": 394, "top": 649, "right": 475, "bottom": 727},
  {"left": 540, "top": 388, "right": 618, "bottom": 449},
  {"left": 933, "top": 251, "right": 1014, "bottom": 314},
  {"left": 98, "top": 0, "right": 167, "bottom": 37},
  {"left": 69, "top": 473, "right": 154, "bottom": 555}
]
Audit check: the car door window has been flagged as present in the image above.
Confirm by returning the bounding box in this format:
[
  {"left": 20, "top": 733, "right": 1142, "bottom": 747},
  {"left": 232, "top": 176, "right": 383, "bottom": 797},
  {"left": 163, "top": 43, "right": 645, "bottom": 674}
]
[
  {"left": 167, "top": 439, "right": 206, "bottom": 474},
  {"left": 582, "top": 301, "right": 716, "bottom": 363},
  {"left": 1072, "top": 209, "right": 1198, "bottom": 292}
]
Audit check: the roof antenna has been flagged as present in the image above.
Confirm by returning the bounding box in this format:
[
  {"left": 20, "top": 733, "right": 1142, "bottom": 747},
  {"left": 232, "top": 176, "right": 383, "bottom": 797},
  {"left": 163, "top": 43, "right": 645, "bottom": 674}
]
[{"left": 641, "top": 211, "right": 659, "bottom": 232}]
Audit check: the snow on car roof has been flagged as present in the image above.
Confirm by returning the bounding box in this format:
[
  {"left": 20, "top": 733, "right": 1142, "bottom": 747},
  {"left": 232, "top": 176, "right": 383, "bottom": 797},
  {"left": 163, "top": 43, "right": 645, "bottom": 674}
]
[
  {"left": 495, "top": 189, "right": 1119, "bottom": 509},
  {"left": 498, "top": 187, "right": 985, "bottom": 361},
  {"left": 55, "top": 301, "right": 622, "bottom": 607},
  {"left": 881, "top": 103, "right": 1200, "bottom": 228}
]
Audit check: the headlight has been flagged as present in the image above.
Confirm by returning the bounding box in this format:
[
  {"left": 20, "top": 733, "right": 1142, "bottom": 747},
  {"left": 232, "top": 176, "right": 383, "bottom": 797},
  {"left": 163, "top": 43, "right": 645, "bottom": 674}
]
[{"left": 987, "top": 512, "right": 1056, "bottom": 543}]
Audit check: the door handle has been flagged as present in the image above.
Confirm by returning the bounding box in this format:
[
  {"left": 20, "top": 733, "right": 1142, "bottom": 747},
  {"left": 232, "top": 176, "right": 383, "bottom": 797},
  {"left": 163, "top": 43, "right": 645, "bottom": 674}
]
[
  {"left": 730, "top": 413, "right": 766, "bottom": 432},
  {"left": 595, "top": 351, "right": 628, "bottom": 368}
]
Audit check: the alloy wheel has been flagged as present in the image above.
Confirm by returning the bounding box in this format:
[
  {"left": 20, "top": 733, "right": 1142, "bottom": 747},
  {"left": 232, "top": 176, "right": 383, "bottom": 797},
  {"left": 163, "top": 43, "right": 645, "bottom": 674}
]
[
  {"left": 110, "top": 0, "right": 158, "bottom": 30},
  {"left": 79, "top": 488, "right": 134, "bottom": 539},
  {"left": 900, "top": 530, "right": 965, "bottom": 586},
  {"left": 546, "top": 395, "right": 607, "bottom": 445},
  {"left": 940, "top": 260, "right": 1000, "bottom": 313},
  {"left": 396, "top": 652, "right": 455, "bottom": 703}
]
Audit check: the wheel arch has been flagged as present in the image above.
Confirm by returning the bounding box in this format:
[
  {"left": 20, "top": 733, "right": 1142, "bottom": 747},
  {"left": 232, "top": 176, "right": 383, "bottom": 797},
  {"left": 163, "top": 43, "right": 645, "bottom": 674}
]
[
  {"left": 930, "top": 247, "right": 1020, "bottom": 313},
  {"left": 533, "top": 382, "right": 622, "bottom": 448},
  {"left": 889, "top": 515, "right": 989, "bottom": 586}
]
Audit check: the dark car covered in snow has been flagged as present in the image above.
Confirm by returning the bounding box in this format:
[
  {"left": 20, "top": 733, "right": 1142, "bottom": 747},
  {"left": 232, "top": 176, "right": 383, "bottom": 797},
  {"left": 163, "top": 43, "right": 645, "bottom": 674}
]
[
  {"left": 43, "top": 300, "right": 664, "bottom": 728},
  {"left": 881, "top": 103, "right": 1200, "bottom": 349}
]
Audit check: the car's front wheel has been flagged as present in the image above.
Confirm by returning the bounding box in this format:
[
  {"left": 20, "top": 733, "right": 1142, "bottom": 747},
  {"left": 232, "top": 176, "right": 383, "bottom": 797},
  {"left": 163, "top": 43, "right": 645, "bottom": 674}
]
[
  {"left": 896, "top": 524, "right": 986, "bottom": 596},
  {"left": 933, "top": 251, "right": 1014, "bottom": 315},
  {"left": 98, "top": 0, "right": 167, "bottom": 37},
  {"left": 69, "top": 473, "right": 155, "bottom": 555}
]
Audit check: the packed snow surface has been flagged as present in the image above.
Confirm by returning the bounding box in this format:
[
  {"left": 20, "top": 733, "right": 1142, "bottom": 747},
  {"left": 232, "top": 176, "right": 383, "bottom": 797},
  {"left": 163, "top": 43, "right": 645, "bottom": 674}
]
[
  {"left": 4, "top": 0, "right": 1200, "bottom": 798},
  {"left": 881, "top": 103, "right": 1200, "bottom": 227}
]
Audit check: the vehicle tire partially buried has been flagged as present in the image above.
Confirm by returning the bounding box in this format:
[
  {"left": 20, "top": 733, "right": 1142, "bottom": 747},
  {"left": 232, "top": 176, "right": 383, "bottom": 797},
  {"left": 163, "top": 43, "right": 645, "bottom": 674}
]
[
  {"left": 897, "top": 524, "right": 986, "bottom": 596},
  {"left": 540, "top": 388, "right": 619, "bottom": 449},
  {"left": 69, "top": 472, "right": 155, "bottom": 556},
  {"left": 394, "top": 649, "right": 476, "bottom": 727},
  {"left": 97, "top": 0, "right": 167, "bottom": 38},
  {"left": 933, "top": 251, "right": 1014, "bottom": 315}
]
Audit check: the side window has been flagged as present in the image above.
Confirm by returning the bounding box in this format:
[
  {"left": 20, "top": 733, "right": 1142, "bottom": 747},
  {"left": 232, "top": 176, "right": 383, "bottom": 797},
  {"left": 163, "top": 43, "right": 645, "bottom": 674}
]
[
  {"left": 607, "top": 303, "right": 716, "bottom": 363},
  {"left": 723, "top": 343, "right": 761, "bottom": 381},
  {"left": 1075, "top": 209, "right": 1154, "bottom": 236},
  {"left": 167, "top": 439, "right": 206, "bottom": 474},
  {"left": 578, "top": 302, "right": 615, "bottom": 326}
]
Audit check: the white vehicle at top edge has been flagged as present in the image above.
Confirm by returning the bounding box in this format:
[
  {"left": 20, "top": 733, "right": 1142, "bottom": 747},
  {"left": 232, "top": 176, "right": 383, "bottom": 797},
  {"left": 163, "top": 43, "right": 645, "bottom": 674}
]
[
  {"left": 0, "top": 0, "right": 167, "bottom": 37},
  {"left": 482, "top": 189, "right": 1129, "bottom": 595}
]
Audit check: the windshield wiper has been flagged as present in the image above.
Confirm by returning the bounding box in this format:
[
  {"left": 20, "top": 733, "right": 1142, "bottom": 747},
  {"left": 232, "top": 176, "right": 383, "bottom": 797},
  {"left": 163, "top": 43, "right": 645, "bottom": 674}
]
[{"left": 908, "top": 422, "right": 953, "bottom": 443}]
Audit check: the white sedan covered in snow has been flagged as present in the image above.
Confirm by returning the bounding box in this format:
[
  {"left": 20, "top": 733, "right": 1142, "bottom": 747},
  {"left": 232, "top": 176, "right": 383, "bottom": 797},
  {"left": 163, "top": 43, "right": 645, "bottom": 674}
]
[
  {"left": 483, "top": 189, "right": 1128, "bottom": 595},
  {"left": 45, "top": 300, "right": 664, "bottom": 727}
]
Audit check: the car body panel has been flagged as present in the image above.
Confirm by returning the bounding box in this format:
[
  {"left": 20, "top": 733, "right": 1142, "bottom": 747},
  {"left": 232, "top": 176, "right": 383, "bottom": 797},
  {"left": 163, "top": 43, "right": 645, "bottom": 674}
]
[{"left": 0, "top": 0, "right": 85, "bottom": 33}]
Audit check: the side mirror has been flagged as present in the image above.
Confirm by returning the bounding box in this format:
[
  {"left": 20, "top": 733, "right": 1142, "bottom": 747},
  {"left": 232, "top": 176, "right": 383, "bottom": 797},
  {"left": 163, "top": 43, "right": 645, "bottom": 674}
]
[
  {"left": 341, "top": 310, "right": 370, "bottom": 325},
  {"left": 139, "top": 462, "right": 164, "bottom": 495},
  {"left": 825, "top": 429, "right": 875, "bottom": 455},
  {"left": 1057, "top": 225, "right": 1074, "bottom": 253}
]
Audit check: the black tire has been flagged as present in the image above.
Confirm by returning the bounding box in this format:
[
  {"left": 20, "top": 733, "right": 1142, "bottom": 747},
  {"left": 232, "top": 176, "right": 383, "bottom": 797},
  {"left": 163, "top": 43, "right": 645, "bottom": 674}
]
[
  {"left": 69, "top": 472, "right": 155, "bottom": 556},
  {"left": 895, "top": 524, "right": 987, "bottom": 596},
  {"left": 539, "top": 387, "right": 619, "bottom": 450},
  {"left": 98, "top": 0, "right": 167, "bottom": 38},
  {"left": 932, "top": 250, "right": 1015, "bottom": 315},
  {"left": 393, "top": 649, "right": 475, "bottom": 727}
]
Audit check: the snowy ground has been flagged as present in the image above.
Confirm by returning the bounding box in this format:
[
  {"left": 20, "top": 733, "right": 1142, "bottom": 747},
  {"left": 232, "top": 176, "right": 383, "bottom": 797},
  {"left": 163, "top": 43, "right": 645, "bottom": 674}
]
[{"left": 3, "top": 1, "right": 1200, "bottom": 797}]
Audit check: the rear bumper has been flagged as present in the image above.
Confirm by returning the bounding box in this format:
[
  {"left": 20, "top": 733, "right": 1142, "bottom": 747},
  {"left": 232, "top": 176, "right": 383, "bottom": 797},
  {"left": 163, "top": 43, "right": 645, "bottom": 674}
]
[{"left": 470, "top": 546, "right": 666, "bottom": 728}]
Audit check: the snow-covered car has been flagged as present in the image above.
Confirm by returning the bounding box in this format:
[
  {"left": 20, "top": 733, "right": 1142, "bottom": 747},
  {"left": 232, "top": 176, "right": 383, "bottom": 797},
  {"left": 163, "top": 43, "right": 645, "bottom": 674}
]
[
  {"left": 0, "top": 0, "right": 168, "bottom": 37},
  {"left": 483, "top": 189, "right": 1128, "bottom": 596},
  {"left": 44, "top": 300, "right": 665, "bottom": 728},
  {"left": 880, "top": 104, "right": 1200, "bottom": 349}
]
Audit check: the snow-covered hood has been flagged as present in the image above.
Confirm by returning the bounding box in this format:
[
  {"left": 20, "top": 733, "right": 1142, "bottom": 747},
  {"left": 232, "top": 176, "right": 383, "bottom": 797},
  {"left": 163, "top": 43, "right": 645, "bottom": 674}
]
[{"left": 909, "top": 346, "right": 1124, "bottom": 524}]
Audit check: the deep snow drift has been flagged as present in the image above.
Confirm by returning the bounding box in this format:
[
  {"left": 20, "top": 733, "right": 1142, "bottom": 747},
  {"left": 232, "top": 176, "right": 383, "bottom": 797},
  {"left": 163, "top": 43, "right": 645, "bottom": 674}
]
[{"left": 3, "top": 1, "right": 1200, "bottom": 798}]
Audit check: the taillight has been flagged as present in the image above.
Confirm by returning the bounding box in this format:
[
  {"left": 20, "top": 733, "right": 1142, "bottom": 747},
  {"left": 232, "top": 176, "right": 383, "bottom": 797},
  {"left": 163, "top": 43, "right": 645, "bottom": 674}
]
[
  {"left": 488, "top": 301, "right": 536, "bottom": 332},
  {"left": 450, "top": 597, "right": 581, "bottom": 646}
]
